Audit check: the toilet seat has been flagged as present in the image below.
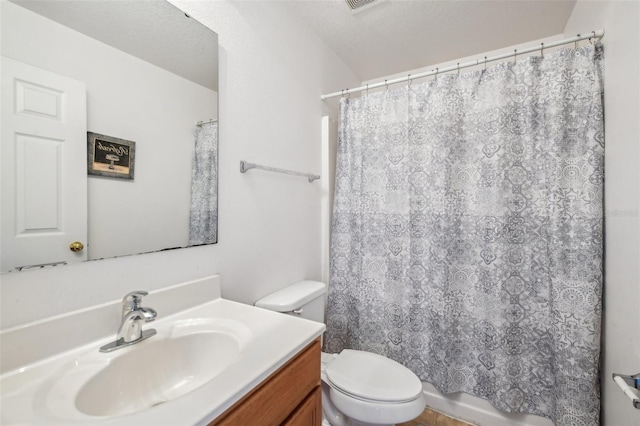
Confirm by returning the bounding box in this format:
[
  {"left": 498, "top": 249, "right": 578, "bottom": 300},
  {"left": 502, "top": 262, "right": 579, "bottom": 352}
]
[
  {"left": 324, "top": 350, "right": 423, "bottom": 403},
  {"left": 328, "top": 385, "right": 426, "bottom": 425}
]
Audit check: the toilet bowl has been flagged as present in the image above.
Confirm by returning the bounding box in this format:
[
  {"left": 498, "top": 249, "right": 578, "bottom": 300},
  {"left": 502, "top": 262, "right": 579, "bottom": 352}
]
[
  {"left": 255, "top": 281, "right": 426, "bottom": 426},
  {"left": 321, "top": 351, "right": 425, "bottom": 426}
]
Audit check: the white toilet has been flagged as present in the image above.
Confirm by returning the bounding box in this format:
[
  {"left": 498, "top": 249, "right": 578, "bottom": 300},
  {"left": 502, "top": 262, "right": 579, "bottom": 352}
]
[{"left": 255, "top": 281, "right": 426, "bottom": 426}]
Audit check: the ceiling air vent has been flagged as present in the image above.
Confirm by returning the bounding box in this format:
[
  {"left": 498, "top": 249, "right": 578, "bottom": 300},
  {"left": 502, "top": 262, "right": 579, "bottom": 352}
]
[{"left": 344, "top": 0, "right": 378, "bottom": 11}]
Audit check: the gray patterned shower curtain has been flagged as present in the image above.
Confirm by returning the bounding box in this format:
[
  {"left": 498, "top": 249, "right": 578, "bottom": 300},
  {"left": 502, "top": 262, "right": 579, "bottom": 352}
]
[
  {"left": 188, "top": 121, "right": 218, "bottom": 246},
  {"left": 324, "top": 45, "right": 604, "bottom": 425}
]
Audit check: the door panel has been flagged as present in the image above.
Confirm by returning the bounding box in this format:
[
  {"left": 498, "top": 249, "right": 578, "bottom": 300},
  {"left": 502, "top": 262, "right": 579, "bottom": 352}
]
[
  {"left": 17, "top": 133, "right": 62, "bottom": 232},
  {"left": 1, "top": 57, "right": 87, "bottom": 271}
]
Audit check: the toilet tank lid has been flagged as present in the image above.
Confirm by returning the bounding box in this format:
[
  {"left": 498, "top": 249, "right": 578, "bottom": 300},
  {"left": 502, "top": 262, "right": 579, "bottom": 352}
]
[{"left": 255, "top": 280, "right": 326, "bottom": 312}]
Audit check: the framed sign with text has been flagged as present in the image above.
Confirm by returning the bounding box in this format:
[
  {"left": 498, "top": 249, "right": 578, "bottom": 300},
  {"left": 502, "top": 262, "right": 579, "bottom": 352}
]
[{"left": 87, "top": 132, "right": 135, "bottom": 180}]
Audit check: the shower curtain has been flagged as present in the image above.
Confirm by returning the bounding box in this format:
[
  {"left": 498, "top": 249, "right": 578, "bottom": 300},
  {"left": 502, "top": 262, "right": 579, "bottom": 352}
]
[
  {"left": 325, "top": 45, "right": 604, "bottom": 425},
  {"left": 188, "top": 121, "right": 218, "bottom": 245}
]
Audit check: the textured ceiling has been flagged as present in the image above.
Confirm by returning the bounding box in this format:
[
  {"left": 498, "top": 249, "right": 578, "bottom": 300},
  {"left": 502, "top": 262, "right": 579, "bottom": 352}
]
[
  {"left": 12, "top": 0, "right": 576, "bottom": 91},
  {"left": 10, "top": 0, "right": 218, "bottom": 91},
  {"left": 284, "top": 0, "right": 577, "bottom": 82}
]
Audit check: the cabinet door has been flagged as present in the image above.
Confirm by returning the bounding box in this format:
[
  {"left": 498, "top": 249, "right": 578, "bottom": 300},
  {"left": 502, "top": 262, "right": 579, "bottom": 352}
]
[
  {"left": 283, "top": 386, "right": 321, "bottom": 426},
  {"left": 210, "top": 339, "right": 321, "bottom": 426}
]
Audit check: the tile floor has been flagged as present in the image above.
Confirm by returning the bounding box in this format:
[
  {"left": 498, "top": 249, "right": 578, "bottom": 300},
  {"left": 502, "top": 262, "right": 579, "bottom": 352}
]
[{"left": 399, "top": 407, "right": 475, "bottom": 426}]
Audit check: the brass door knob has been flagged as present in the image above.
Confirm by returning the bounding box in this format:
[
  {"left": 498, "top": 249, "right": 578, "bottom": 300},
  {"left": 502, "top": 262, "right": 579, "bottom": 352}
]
[{"left": 69, "top": 241, "right": 84, "bottom": 252}]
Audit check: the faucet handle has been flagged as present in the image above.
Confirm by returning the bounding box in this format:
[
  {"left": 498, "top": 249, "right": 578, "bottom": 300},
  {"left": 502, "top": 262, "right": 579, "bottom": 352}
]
[{"left": 121, "top": 290, "right": 149, "bottom": 316}]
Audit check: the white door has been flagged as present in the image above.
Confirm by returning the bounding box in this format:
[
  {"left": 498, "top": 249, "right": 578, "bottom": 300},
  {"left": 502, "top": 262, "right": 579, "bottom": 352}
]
[{"left": 1, "top": 57, "right": 87, "bottom": 271}]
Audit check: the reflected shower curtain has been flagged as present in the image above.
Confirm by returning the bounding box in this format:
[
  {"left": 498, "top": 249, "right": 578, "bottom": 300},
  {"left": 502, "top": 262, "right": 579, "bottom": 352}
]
[
  {"left": 325, "top": 45, "right": 604, "bottom": 425},
  {"left": 188, "top": 121, "right": 218, "bottom": 245}
]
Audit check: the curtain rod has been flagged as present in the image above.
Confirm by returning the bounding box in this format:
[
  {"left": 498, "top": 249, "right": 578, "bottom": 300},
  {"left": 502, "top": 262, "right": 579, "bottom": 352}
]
[{"left": 321, "top": 29, "right": 604, "bottom": 100}]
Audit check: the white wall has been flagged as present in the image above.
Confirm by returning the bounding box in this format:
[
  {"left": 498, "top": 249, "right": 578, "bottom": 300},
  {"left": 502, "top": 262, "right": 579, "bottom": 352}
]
[
  {"left": 321, "top": 116, "right": 339, "bottom": 284},
  {"left": 1, "top": 1, "right": 217, "bottom": 260},
  {"left": 564, "top": 2, "right": 640, "bottom": 425},
  {"left": 0, "top": 1, "right": 359, "bottom": 329}
]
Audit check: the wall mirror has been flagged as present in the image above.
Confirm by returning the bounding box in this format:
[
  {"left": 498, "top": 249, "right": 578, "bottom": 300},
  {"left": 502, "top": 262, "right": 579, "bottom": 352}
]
[{"left": 1, "top": 0, "right": 218, "bottom": 272}]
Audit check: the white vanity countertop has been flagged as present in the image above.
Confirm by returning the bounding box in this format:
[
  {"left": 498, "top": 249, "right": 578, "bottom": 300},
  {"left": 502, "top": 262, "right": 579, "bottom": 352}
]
[{"left": 0, "top": 277, "right": 325, "bottom": 425}]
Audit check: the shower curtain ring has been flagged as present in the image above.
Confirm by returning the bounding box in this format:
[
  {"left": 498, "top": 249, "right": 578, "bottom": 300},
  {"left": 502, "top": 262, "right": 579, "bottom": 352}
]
[
  {"left": 513, "top": 49, "right": 517, "bottom": 64},
  {"left": 457, "top": 62, "right": 460, "bottom": 76},
  {"left": 408, "top": 74, "right": 412, "bottom": 88},
  {"left": 484, "top": 56, "right": 487, "bottom": 69},
  {"left": 435, "top": 67, "right": 439, "bottom": 79},
  {"left": 366, "top": 84, "right": 369, "bottom": 95},
  {"left": 541, "top": 42, "right": 544, "bottom": 58},
  {"left": 385, "top": 79, "right": 388, "bottom": 91},
  {"left": 575, "top": 34, "right": 580, "bottom": 49}
]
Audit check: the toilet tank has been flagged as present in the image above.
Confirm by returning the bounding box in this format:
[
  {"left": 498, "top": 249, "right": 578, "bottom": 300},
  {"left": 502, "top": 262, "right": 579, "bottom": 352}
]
[{"left": 255, "top": 281, "right": 327, "bottom": 323}]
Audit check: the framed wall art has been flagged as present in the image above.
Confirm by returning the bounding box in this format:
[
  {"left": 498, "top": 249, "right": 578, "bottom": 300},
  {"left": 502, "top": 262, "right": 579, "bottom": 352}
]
[{"left": 87, "top": 132, "right": 135, "bottom": 180}]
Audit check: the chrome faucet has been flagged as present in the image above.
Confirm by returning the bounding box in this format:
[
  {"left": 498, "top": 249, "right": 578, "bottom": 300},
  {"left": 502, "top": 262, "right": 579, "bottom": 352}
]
[{"left": 100, "top": 291, "right": 157, "bottom": 352}]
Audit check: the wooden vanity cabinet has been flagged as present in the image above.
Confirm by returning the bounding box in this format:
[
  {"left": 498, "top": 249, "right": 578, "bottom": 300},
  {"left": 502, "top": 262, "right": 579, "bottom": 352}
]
[
  {"left": 209, "top": 338, "right": 322, "bottom": 426},
  {"left": 282, "top": 386, "right": 322, "bottom": 426}
]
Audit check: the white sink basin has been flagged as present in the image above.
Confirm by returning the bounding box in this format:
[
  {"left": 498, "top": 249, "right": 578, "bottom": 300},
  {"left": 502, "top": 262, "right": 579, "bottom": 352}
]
[
  {"left": 1, "top": 278, "right": 326, "bottom": 426},
  {"left": 39, "top": 318, "right": 252, "bottom": 420}
]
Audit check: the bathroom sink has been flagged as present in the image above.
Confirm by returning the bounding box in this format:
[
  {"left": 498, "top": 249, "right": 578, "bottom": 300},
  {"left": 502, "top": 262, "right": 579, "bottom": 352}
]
[
  {"left": 39, "top": 318, "right": 252, "bottom": 419},
  {"left": 1, "top": 278, "right": 326, "bottom": 426}
]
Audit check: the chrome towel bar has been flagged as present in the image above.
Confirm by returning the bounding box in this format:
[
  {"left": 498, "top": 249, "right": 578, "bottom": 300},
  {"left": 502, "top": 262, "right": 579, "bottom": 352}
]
[{"left": 240, "top": 161, "right": 320, "bottom": 183}]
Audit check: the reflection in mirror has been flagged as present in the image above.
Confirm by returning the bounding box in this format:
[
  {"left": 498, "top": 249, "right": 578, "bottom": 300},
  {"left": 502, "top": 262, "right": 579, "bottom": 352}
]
[{"left": 1, "top": 0, "right": 218, "bottom": 272}]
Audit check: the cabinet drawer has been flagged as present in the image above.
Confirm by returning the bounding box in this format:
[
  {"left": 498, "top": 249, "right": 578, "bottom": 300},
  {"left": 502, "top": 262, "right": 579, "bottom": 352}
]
[{"left": 210, "top": 338, "right": 321, "bottom": 426}]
